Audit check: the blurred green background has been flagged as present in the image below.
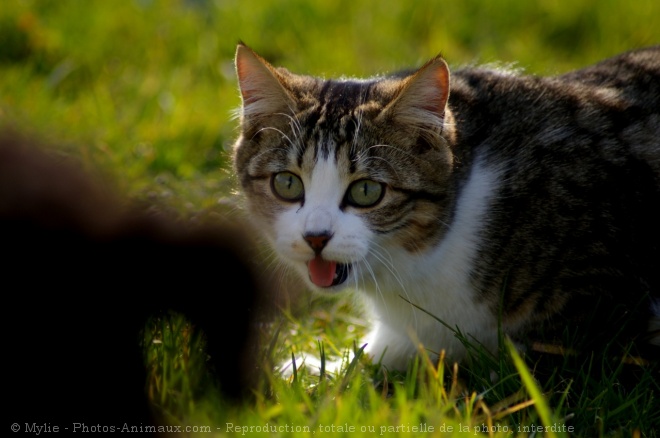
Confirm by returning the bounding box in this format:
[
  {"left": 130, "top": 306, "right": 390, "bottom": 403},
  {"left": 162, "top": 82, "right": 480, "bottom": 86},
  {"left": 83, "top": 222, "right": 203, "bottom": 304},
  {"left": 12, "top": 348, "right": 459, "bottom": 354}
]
[{"left": 1, "top": 0, "right": 659, "bottom": 212}]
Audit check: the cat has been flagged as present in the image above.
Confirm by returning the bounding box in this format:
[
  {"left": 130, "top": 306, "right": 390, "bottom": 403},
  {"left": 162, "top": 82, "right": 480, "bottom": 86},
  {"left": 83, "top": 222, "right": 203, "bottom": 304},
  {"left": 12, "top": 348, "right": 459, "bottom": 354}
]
[
  {"left": 231, "top": 43, "right": 660, "bottom": 372},
  {"left": 1, "top": 128, "right": 265, "bottom": 428}
]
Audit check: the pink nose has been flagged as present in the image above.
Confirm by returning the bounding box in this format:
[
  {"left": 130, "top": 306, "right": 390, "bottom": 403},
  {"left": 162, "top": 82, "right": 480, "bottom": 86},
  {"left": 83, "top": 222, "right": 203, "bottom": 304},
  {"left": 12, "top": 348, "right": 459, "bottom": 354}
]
[{"left": 303, "top": 233, "right": 332, "bottom": 252}]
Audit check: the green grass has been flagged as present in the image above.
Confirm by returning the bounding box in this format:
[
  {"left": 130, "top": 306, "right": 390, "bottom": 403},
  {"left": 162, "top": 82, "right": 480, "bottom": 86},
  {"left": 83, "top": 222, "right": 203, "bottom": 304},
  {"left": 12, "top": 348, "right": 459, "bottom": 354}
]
[
  {"left": 2, "top": 0, "right": 659, "bottom": 436},
  {"left": 145, "top": 295, "right": 659, "bottom": 437}
]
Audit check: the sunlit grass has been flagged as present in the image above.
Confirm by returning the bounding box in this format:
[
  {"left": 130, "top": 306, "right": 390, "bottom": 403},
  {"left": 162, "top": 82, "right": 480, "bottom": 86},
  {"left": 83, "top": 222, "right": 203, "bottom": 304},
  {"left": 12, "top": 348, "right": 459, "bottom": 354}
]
[{"left": 143, "top": 292, "right": 658, "bottom": 437}]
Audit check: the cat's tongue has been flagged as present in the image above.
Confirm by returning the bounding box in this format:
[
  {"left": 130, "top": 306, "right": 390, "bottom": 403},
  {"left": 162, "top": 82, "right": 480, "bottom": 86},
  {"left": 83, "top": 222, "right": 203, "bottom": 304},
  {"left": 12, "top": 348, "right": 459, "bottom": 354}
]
[{"left": 308, "top": 256, "right": 337, "bottom": 287}]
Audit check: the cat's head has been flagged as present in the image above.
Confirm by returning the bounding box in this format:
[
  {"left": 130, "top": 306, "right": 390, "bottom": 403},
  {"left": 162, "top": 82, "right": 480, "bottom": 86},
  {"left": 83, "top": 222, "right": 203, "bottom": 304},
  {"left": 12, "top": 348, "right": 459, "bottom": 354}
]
[{"left": 232, "top": 43, "right": 455, "bottom": 293}]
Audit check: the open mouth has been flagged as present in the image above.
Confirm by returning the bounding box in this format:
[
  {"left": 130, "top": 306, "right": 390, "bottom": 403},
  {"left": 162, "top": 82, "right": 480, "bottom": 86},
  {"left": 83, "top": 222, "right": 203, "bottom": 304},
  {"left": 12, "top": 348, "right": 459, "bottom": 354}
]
[{"left": 307, "top": 255, "right": 351, "bottom": 288}]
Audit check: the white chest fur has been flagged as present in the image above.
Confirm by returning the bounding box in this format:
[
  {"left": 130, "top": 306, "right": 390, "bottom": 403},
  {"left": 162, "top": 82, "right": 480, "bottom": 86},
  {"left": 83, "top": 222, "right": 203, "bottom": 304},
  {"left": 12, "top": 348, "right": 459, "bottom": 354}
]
[{"left": 359, "top": 158, "right": 503, "bottom": 369}]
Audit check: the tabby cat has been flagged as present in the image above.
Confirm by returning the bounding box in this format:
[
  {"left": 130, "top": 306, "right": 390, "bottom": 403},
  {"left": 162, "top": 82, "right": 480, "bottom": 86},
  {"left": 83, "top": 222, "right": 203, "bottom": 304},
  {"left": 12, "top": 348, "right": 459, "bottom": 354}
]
[{"left": 232, "top": 43, "right": 660, "bottom": 371}]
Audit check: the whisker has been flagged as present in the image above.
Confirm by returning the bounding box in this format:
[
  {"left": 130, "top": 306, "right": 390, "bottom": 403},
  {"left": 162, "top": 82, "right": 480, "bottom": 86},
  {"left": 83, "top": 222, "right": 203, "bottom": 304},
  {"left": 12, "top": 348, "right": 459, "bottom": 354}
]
[
  {"left": 367, "top": 244, "right": 418, "bottom": 329},
  {"left": 273, "top": 110, "right": 306, "bottom": 157},
  {"left": 358, "top": 255, "right": 390, "bottom": 320},
  {"left": 254, "top": 126, "right": 297, "bottom": 151}
]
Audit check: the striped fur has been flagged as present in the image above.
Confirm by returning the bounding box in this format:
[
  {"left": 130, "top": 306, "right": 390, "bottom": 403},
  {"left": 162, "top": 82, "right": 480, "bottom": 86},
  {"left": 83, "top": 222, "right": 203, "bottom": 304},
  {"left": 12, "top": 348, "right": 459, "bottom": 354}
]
[{"left": 233, "top": 44, "right": 660, "bottom": 369}]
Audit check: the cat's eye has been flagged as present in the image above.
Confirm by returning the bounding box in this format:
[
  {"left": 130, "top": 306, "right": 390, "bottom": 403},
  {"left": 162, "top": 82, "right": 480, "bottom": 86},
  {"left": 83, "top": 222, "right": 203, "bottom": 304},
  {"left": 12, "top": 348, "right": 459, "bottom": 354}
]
[
  {"left": 346, "top": 179, "right": 384, "bottom": 207},
  {"left": 271, "top": 172, "right": 304, "bottom": 202}
]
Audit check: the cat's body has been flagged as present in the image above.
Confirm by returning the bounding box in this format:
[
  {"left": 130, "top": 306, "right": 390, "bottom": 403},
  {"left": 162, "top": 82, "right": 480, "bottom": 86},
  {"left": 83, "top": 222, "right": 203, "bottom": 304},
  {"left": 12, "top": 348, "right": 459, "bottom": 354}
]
[{"left": 233, "top": 44, "right": 660, "bottom": 370}]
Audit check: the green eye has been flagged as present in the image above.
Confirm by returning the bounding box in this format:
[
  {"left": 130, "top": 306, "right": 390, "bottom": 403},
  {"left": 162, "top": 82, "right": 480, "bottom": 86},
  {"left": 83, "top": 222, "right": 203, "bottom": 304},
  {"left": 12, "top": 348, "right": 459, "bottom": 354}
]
[
  {"left": 347, "top": 179, "right": 384, "bottom": 207},
  {"left": 272, "top": 172, "right": 304, "bottom": 201}
]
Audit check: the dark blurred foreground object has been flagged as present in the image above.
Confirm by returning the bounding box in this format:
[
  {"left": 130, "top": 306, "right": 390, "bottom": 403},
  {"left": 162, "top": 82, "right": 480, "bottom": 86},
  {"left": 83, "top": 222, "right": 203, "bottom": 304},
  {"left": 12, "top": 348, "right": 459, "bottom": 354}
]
[{"left": 1, "top": 129, "right": 264, "bottom": 429}]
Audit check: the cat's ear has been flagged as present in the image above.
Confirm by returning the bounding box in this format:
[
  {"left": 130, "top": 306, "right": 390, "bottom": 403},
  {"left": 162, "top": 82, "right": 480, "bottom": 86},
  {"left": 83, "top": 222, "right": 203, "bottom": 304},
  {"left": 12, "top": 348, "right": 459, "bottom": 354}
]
[
  {"left": 381, "top": 55, "right": 450, "bottom": 128},
  {"left": 235, "top": 43, "right": 295, "bottom": 121}
]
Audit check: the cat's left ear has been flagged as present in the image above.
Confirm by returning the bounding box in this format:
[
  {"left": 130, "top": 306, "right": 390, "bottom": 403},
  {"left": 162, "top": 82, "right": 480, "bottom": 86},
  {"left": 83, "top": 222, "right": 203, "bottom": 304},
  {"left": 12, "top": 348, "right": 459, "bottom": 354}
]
[
  {"left": 380, "top": 55, "right": 450, "bottom": 128},
  {"left": 234, "top": 43, "right": 295, "bottom": 122}
]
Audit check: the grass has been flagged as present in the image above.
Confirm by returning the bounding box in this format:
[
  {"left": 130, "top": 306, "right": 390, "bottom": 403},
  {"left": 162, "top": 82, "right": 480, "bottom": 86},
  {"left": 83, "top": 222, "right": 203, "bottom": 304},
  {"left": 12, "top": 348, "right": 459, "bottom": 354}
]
[
  {"left": 2, "top": 0, "right": 659, "bottom": 436},
  {"left": 145, "top": 295, "right": 658, "bottom": 437}
]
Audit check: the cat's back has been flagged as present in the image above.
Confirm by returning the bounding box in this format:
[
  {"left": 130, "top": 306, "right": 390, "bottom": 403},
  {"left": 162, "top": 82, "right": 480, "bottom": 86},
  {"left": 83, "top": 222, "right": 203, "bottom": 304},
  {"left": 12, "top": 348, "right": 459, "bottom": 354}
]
[
  {"left": 558, "top": 45, "right": 660, "bottom": 105},
  {"left": 450, "top": 45, "right": 660, "bottom": 104},
  {"left": 448, "top": 46, "right": 660, "bottom": 176},
  {"left": 559, "top": 46, "right": 660, "bottom": 178}
]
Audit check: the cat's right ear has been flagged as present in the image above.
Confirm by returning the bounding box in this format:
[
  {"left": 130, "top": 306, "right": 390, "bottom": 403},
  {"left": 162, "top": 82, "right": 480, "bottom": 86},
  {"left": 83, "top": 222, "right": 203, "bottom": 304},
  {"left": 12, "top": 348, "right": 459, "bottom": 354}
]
[
  {"left": 379, "top": 55, "right": 450, "bottom": 130},
  {"left": 235, "top": 44, "right": 294, "bottom": 122}
]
